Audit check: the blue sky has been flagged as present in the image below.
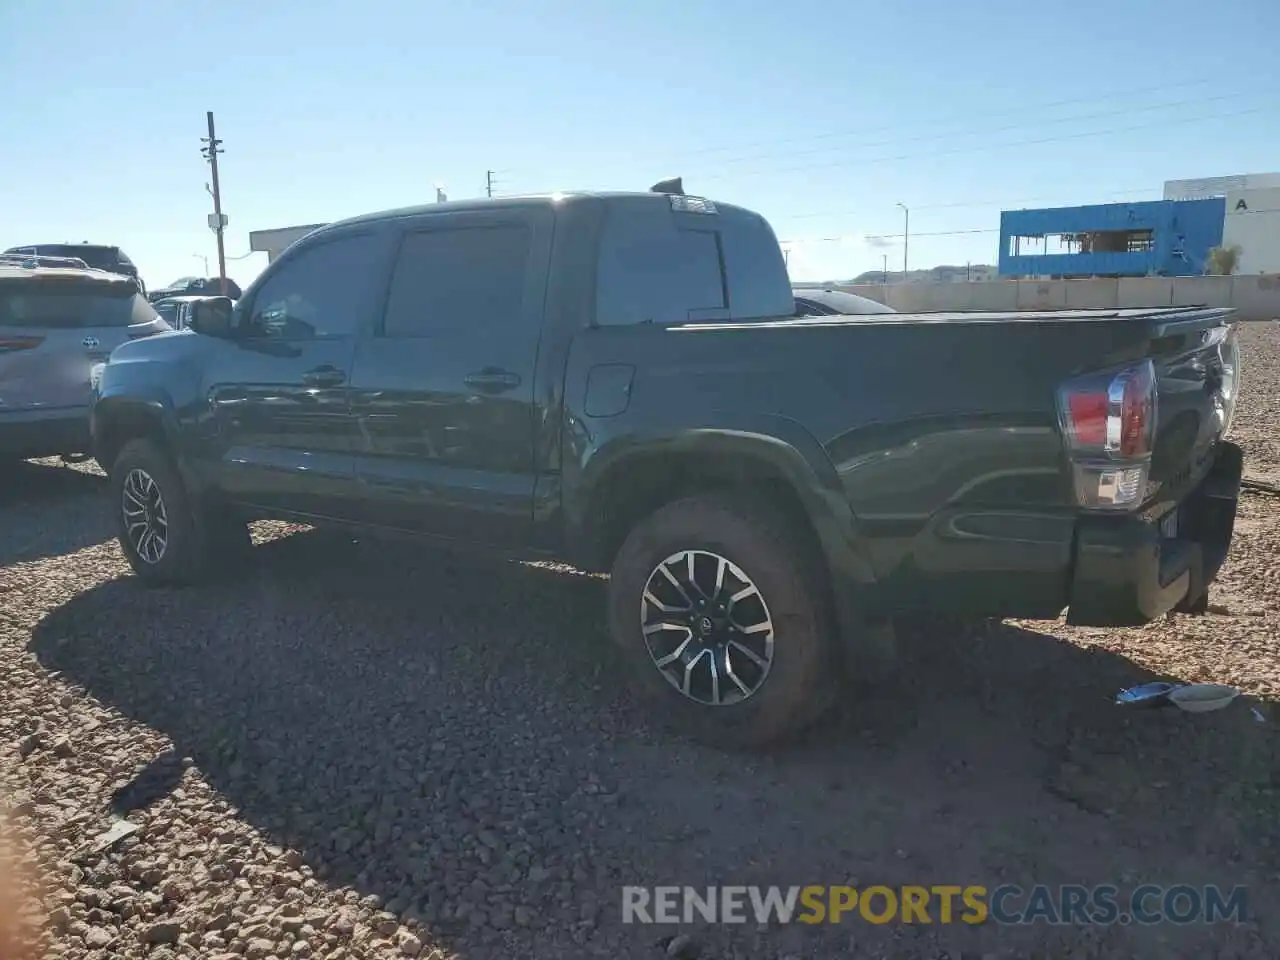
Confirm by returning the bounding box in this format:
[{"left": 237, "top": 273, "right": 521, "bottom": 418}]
[{"left": 1, "top": 0, "right": 1277, "bottom": 287}]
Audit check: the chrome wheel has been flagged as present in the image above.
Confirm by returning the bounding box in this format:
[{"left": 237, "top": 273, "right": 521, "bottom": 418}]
[
  {"left": 640, "top": 550, "right": 775, "bottom": 706},
  {"left": 121, "top": 468, "right": 169, "bottom": 564}
]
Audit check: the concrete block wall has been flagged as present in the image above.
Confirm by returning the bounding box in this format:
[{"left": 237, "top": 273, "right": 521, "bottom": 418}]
[{"left": 840, "top": 275, "right": 1280, "bottom": 320}]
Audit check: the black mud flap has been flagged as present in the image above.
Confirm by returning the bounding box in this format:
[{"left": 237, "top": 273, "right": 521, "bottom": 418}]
[{"left": 1172, "top": 441, "right": 1243, "bottom": 615}]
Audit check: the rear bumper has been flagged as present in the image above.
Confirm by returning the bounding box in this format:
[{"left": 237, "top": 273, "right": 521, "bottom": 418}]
[
  {"left": 0, "top": 407, "right": 91, "bottom": 459},
  {"left": 1066, "top": 440, "right": 1243, "bottom": 627}
]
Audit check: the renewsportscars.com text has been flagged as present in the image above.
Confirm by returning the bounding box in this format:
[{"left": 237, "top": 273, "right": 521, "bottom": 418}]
[{"left": 621, "top": 884, "right": 1248, "bottom": 926}]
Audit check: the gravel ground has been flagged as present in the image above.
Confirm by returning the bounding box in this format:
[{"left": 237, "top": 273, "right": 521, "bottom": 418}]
[{"left": 2, "top": 322, "right": 1279, "bottom": 960}]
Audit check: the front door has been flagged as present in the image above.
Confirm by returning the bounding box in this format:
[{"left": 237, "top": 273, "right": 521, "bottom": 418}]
[
  {"left": 348, "top": 207, "right": 553, "bottom": 545},
  {"left": 203, "top": 228, "right": 392, "bottom": 521}
]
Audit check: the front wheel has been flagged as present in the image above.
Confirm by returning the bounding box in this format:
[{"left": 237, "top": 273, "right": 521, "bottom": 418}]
[
  {"left": 608, "top": 493, "right": 839, "bottom": 749},
  {"left": 110, "top": 439, "right": 250, "bottom": 586}
]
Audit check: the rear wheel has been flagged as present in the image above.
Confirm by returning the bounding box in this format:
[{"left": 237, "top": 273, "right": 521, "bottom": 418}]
[
  {"left": 111, "top": 439, "right": 250, "bottom": 586},
  {"left": 608, "top": 493, "right": 839, "bottom": 749}
]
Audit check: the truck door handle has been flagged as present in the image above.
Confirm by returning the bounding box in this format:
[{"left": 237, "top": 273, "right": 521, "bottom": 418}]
[
  {"left": 464, "top": 368, "right": 522, "bottom": 394},
  {"left": 302, "top": 365, "right": 346, "bottom": 387}
]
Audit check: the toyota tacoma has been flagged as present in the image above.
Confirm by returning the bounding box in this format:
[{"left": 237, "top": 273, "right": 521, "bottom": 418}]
[{"left": 90, "top": 182, "right": 1244, "bottom": 747}]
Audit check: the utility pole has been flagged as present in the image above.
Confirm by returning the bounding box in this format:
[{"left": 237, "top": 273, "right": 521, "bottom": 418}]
[
  {"left": 200, "top": 111, "right": 228, "bottom": 297},
  {"left": 896, "top": 202, "right": 909, "bottom": 278},
  {"left": 882, "top": 254, "right": 888, "bottom": 284},
  {"left": 486, "top": 170, "right": 495, "bottom": 198}
]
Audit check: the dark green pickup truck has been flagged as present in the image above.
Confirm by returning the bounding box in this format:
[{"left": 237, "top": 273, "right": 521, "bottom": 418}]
[{"left": 90, "top": 184, "right": 1244, "bottom": 748}]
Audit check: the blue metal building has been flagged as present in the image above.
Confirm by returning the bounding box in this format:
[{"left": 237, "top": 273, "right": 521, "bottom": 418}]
[{"left": 998, "top": 198, "right": 1225, "bottom": 278}]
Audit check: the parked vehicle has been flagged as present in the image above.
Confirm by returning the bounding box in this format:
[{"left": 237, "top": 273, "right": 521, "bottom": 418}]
[
  {"left": 148, "top": 276, "right": 242, "bottom": 303},
  {"left": 152, "top": 295, "right": 228, "bottom": 331},
  {"left": 151, "top": 298, "right": 181, "bottom": 329},
  {"left": 0, "top": 256, "right": 170, "bottom": 461},
  {"left": 793, "top": 287, "right": 895, "bottom": 316},
  {"left": 90, "top": 185, "right": 1244, "bottom": 748},
  {"left": 4, "top": 243, "right": 144, "bottom": 296}
]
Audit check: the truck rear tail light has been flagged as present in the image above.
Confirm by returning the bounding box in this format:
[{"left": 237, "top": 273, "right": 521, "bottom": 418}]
[
  {"left": 1218, "top": 323, "right": 1240, "bottom": 436},
  {"left": 1057, "top": 359, "right": 1157, "bottom": 510}
]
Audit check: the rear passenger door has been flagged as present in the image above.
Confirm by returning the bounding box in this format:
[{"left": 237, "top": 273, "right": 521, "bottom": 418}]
[
  {"left": 348, "top": 207, "right": 554, "bottom": 544},
  {"left": 0, "top": 276, "right": 148, "bottom": 413}
]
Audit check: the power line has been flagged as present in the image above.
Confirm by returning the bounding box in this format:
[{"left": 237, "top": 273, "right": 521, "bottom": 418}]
[
  {"left": 712, "top": 92, "right": 1244, "bottom": 169},
  {"left": 780, "top": 210, "right": 1278, "bottom": 248},
  {"left": 675, "top": 77, "right": 1223, "bottom": 160},
  {"left": 515, "top": 104, "right": 1270, "bottom": 198},
  {"left": 775, "top": 185, "right": 1161, "bottom": 222},
  {"left": 696, "top": 103, "right": 1279, "bottom": 182},
  {"left": 781, "top": 227, "right": 998, "bottom": 245},
  {"left": 779, "top": 178, "right": 1255, "bottom": 245}
]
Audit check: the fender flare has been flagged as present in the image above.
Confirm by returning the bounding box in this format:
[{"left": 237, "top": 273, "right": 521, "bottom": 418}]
[
  {"left": 569, "top": 412, "right": 880, "bottom": 622},
  {"left": 90, "top": 392, "right": 183, "bottom": 473}
]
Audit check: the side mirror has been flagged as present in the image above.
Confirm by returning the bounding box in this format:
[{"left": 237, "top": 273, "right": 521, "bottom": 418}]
[{"left": 188, "top": 297, "right": 235, "bottom": 338}]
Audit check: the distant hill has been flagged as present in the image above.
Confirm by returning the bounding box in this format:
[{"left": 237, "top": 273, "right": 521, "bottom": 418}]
[{"left": 847, "top": 263, "right": 999, "bottom": 284}]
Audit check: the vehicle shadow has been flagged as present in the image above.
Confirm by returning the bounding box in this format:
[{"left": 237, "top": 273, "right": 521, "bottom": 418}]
[
  {"left": 30, "top": 530, "right": 1280, "bottom": 957},
  {"left": 0, "top": 460, "right": 112, "bottom": 565}
]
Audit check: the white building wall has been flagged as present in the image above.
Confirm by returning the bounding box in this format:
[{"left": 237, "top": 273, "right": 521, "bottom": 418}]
[
  {"left": 248, "top": 224, "right": 328, "bottom": 263},
  {"left": 1222, "top": 187, "right": 1280, "bottom": 274},
  {"left": 1164, "top": 172, "right": 1280, "bottom": 200},
  {"left": 837, "top": 276, "right": 1280, "bottom": 320}
]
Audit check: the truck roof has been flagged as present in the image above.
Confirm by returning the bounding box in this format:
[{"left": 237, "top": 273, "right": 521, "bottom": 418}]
[{"left": 322, "top": 191, "right": 762, "bottom": 234}]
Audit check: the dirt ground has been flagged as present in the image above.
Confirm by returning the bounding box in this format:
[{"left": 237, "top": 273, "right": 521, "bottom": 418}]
[{"left": 1, "top": 323, "right": 1278, "bottom": 960}]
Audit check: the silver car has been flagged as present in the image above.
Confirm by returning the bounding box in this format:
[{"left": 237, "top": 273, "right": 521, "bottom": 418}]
[
  {"left": 793, "top": 287, "right": 896, "bottom": 316},
  {"left": 0, "top": 254, "right": 170, "bottom": 460}
]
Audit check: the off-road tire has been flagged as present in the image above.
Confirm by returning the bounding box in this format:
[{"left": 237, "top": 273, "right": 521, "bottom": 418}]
[
  {"left": 608, "top": 492, "right": 840, "bottom": 749},
  {"left": 110, "top": 439, "right": 250, "bottom": 586}
]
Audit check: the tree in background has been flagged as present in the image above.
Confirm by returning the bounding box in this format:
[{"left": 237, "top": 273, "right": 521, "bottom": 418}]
[{"left": 1205, "top": 245, "right": 1243, "bottom": 276}]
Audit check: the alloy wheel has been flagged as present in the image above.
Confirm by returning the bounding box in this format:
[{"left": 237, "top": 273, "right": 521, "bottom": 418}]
[
  {"left": 121, "top": 468, "right": 169, "bottom": 564},
  {"left": 639, "top": 549, "right": 776, "bottom": 706}
]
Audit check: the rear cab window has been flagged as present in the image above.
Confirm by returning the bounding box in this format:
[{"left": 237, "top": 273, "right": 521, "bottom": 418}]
[{"left": 594, "top": 196, "right": 793, "bottom": 326}]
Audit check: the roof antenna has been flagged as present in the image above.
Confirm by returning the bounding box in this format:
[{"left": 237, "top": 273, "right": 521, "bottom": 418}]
[{"left": 650, "top": 177, "right": 685, "bottom": 196}]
